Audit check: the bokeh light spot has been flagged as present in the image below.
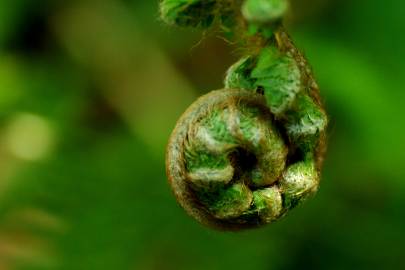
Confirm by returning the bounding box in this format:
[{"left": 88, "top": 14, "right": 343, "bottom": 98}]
[{"left": 5, "top": 113, "right": 55, "bottom": 161}]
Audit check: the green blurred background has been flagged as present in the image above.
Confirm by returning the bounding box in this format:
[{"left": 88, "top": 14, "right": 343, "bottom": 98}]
[{"left": 0, "top": 0, "right": 404, "bottom": 269}]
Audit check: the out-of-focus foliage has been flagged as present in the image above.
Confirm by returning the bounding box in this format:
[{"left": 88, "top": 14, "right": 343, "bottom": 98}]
[{"left": 0, "top": 0, "right": 404, "bottom": 269}]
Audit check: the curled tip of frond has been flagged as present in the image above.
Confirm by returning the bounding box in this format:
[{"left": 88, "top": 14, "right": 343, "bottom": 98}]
[{"left": 162, "top": 0, "right": 327, "bottom": 230}]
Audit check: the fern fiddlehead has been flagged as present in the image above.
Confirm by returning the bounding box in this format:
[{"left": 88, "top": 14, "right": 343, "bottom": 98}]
[{"left": 161, "top": 0, "right": 327, "bottom": 230}]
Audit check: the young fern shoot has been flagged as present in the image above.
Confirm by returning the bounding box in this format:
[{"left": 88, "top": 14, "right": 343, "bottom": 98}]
[{"left": 162, "top": 0, "right": 327, "bottom": 230}]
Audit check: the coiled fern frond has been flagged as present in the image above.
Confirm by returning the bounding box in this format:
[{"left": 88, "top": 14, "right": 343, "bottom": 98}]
[{"left": 162, "top": 0, "right": 327, "bottom": 230}]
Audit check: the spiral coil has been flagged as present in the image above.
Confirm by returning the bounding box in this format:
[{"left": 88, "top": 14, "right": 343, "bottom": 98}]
[{"left": 162, "top": 0, "right": 327, "bottom": 230}]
